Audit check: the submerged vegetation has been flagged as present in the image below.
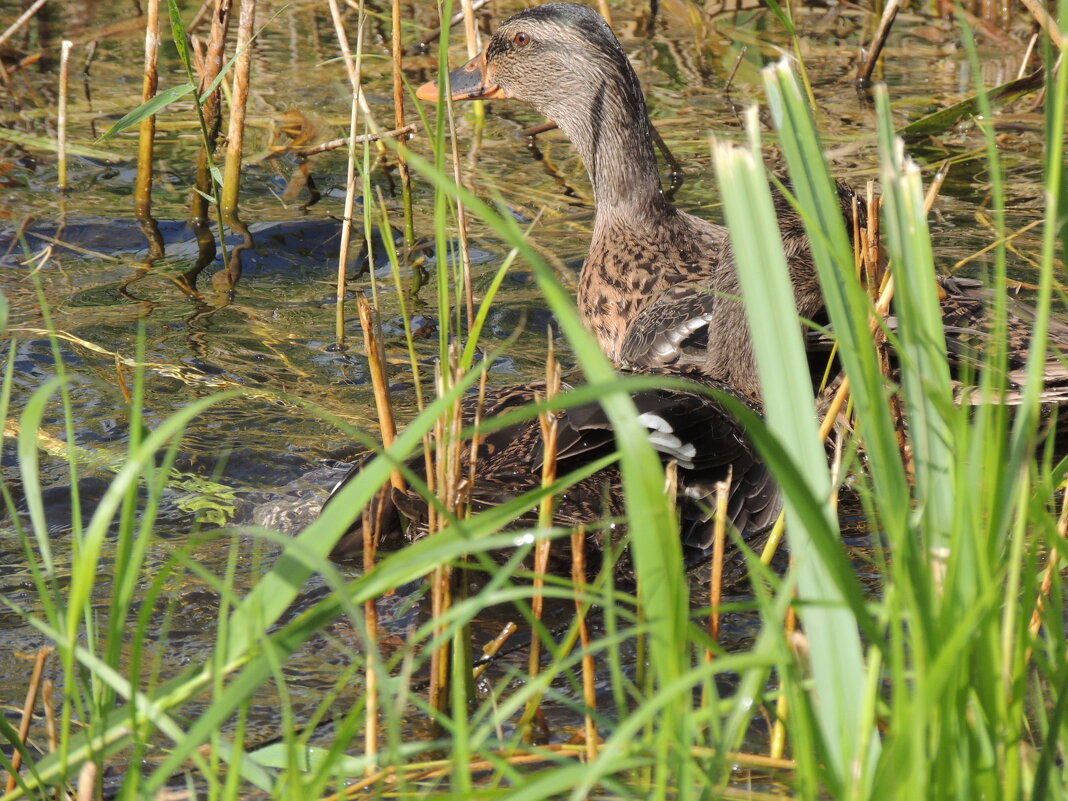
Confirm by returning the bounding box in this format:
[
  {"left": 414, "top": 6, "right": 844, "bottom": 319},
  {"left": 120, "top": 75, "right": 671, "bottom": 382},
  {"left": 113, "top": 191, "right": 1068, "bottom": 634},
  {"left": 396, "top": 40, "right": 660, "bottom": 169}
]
[{"left": 0, "top": 0, "right": 1066, "bottom": 799}]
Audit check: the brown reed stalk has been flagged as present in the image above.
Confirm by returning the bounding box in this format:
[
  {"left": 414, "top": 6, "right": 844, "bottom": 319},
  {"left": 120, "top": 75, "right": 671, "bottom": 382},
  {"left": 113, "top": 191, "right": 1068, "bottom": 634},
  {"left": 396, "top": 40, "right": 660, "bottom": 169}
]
[
  {"left": 707, "top": 474, "right": 731, "bottom": 651},
  {"left": 768, "top": 607, "right": 798, "bottom": 760},
  {"left": 427, "top": 365, "right": 453, "bottom": 716},
  {"left": 219, "top": 0, "right": 255, "bottom": 217},
  {"left": 520, "top": 340, "right": 561, "bottom": 739},
  {"left": 473, "top": 622, "right": 518, "bottom": 679},
  {"left": 327, "top": 0, "right": 370, "bottom": 346},
  {"left": 356, "top": 294, "right": 403, "bottom": 491},
  {"left": 856, "top": 0, "right": 901, "bottom": 87},
  {"left": 5, "top": 648, "right": 51, "bottom": 793},
  {"left": 326, "top": 0, "right": 383, "bottom": 137},
  {"left": 187, "top": 0, "right": 215, "bottom": 33},
  {"left": 391, "top": 0, "right": 414, "bottom": 247},
  {"left": 56, "top": 40, "right": 72, "bottom": 190},
  {"left": 596, "top": 0, "right": 614, "bottom": 26},
  {"left": 1019, "top": 0, "right": 1065, "bottom": 49},
  {"left": 134, "top": 0, "right": 160, "bottom": 218},
  {"left": 0, "top": 0, "right": 47, "bottom": 50},
  {"left": 75, "top": 761, "right": 95, "bottom": 801},
  {"left": 570, "top": 526, "right": 599, "bottom": 761},
  {"left": 294, "top": 125, "right": 415, "bottom": 158},
  {"left": 190, "top": 0, "right": 230, "bottom": 223},
  {"left": 1023, "top": 472, "right": 1068, "bottom": 669}
]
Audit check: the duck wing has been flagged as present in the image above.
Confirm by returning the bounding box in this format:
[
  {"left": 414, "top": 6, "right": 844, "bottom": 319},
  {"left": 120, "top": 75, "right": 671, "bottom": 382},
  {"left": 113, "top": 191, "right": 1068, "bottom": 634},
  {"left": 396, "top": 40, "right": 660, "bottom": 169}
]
[{"left": 323, "top": 373, "right": 781, "bottom": 572}]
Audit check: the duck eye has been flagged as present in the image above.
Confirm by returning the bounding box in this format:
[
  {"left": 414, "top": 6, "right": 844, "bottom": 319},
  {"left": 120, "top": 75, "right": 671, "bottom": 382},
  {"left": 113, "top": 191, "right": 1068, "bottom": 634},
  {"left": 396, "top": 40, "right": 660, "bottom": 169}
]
[{"left": 513, "top": 31, "right": 530, "bottom": 47}]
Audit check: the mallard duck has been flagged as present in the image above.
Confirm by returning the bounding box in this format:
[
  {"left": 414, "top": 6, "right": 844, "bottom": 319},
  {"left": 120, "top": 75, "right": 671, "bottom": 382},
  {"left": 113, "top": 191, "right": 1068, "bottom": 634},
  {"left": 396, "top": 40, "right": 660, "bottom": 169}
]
[
  {"left": 325, "top": 369, "right": 780, "bottom": 578},
  {"left": 416, "top": 2, "right": 1068, "bottom": 398}
]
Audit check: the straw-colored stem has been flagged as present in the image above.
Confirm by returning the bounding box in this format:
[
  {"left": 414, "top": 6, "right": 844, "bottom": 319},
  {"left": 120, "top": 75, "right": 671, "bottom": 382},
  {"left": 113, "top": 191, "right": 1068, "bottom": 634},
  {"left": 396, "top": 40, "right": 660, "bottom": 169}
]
[
  {"left": 134, "top": 0, "right": 159, "bottom": 218},
  {"left": 596, "top": 0, "right": 613, "bottom": 26},
  {"left": 522, "top": 341, "right": 561, "bottom": 738},
  {"left": 56, "top": 41, "right": 72, "bottom": 191},
  {"left": 1018, "top": 0, "right": 1065, "bottom": 50},
  {"left": 856, "top": 0, "right": 901, "bottom": 87},
  {"left": 356, "top": 295, "right": 402, "bottom": 490},
  {"left": 328, "top": 0, "right": 368, "bottom": 346},
  {"left": 708, "top": 474, "right": 731, "bottom": 649},
  {"left": 0, "top": 0, "right": 47, "bottom": 50},
  {"left": 768, "top": 608, "right": 797, "bottom": 760},
  {"left": 391, "top": 0, "right": 414, "bottom": 247},
  {"left": 220, "top": 0, "right": 255, "bottom": 217},
  {"left": 327, "top": 0, "right": 382, "bottom": 138},
  {"left": 295, "top": 125, "right": 415, "bottom": 158},
  {"left": 1025, "top": 478, "right": 1068, "bottom": 660},
  {"left": 570, "top": 527, "right": 599, "bottom": 761},
  {"left": 190, "top": 0, "right": 230, "bottom": 223}
]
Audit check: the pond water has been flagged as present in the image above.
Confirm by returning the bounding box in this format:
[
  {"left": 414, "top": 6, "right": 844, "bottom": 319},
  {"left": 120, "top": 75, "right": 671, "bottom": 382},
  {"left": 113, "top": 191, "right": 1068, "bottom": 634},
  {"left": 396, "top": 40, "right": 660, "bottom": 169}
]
[{"left": 0, "top": 0, "right": 1048, "bottom": 791}]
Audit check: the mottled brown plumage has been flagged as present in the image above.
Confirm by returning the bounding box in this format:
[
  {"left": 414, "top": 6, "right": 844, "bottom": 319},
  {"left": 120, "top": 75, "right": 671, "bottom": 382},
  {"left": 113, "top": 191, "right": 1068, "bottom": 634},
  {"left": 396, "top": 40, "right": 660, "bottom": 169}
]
[
  {"left": 325, "top": 369, "right": 780, "bottom": 579},
  {"left": 417, "top": 3, "right": 1068, "bottom": 398},
  {"left": 417, "top": 2, "right": 839, "bottom": 400}
]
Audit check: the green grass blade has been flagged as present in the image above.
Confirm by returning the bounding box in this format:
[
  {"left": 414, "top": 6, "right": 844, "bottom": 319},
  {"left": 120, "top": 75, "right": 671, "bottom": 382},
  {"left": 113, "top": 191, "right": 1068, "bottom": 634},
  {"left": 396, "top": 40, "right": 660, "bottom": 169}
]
[{"left": 712, "top": 109, "right": 877, "bottom": 793}]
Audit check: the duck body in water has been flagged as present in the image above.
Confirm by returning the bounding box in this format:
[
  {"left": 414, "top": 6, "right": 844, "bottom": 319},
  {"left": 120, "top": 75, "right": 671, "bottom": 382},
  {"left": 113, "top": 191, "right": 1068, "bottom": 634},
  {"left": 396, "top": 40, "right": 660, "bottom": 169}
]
[
  {"left": 325, "top": 369, "right": 781, "bottom": 578},
  {"left": 417, "top": 2, "right": 832, "bottom": 401},
  {"left": 417, "top": 2, "right": 1068, "bottom": 396}
]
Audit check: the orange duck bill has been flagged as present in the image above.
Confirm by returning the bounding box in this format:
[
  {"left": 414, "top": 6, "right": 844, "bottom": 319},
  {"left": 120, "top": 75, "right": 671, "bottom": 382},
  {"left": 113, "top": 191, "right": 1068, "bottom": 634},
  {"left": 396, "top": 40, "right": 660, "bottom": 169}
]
[{"left": 415, "top": 50, "right": 508, "bottom": 101}]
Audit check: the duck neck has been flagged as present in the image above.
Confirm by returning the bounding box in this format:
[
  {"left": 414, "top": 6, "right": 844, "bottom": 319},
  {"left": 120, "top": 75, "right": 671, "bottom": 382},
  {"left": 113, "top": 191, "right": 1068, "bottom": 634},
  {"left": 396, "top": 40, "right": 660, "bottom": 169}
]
[{"left": 546, "top": 66, "right": 668, "bottom": 225}]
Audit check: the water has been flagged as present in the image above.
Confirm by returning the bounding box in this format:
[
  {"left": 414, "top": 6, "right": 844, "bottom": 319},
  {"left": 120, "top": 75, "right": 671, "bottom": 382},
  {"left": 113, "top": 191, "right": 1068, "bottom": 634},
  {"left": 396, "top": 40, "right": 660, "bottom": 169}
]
[{"left": 0, "top": 0, "right": 1046, "bottom": 790}]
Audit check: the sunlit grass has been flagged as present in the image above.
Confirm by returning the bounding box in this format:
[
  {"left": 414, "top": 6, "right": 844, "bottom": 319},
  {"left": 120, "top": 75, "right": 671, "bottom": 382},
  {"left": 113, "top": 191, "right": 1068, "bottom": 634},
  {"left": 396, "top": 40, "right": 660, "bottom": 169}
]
[{"left": 2, "top": 3, "right": 1067, "bottom": 801}]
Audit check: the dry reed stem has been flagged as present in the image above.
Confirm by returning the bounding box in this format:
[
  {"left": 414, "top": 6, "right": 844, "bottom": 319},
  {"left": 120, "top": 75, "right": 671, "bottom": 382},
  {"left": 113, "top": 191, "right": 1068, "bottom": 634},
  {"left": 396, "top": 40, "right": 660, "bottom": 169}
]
[
  {"left": 1025, "top": 479, "right": 1068, "bottom": 663},
  {"left": 4, "top": 647, "right": 51, "bottom": 792},
  {"left": 219, "top": 0, "right": 255, "bottom": 216},
  {"left": 417, "top": 0, "right": 491, "bottom": 49},
  {"left": 0, "top": 0, "right": 47, "bottom": 49},
  {"left": 329, "top": 0, "right": 366, "bottom": 347},
  {"left": 294, "top": 125, "right": 416, "bottom": 158},
  {"left": 522, "top": 339, "right": 561, "bottom": 738},
  {"left": 56, "top": 40, "right": 73, "bottom": 190},
  {"left": 570, "top": 526, "right": 599, "bottom": 761},
  {"left": 427, "top": 364, "right": 452, "bottom": 715},
  {"left": 707, "top": 473, "right": 732, "bottom": 651},
  {"left": 856, "top": 0, "right": 901, "bottom": 87},
  {"left": 768, "top": 607, "right": 798, "bottom": 760},
  {"left": 356, "top": 294, "right": 403, "bottom": 490},
  {"left": 473, "top": 622, "right": 518, "bottom": 679},
  {"left": 134, "top": 0, "right": 160, "bottom": 218},
  {"left": 187, "top": 0, "right": 215, "bottom": 33},
  {"left": 1018, "top": 0, "right": 1066, "bottom": 50},
  {"left": 75, "top": 761, "right": 95, "bottom": 801},
  {"left": 596, "top": 0, "right": 614, "bottom": 27},
  {"left": 327, "top": 0, "right": 382, "bottom": 138},
  {"left": 391, "top": 0, "right": 414, "bottom": 245},
  {"left": 190, "top": 0, "right": 230, "bottom": 223},
  {"left": 114, "top": 353, "right": 131, "bottom": 405},
  {"left": 328, "top": 743, "right": 795, "bottom": 799}
]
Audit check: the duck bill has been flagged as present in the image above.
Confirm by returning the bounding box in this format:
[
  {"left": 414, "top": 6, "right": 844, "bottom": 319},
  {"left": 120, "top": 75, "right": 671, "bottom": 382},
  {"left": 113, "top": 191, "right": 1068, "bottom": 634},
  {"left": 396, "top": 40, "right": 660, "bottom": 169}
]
[{"left": 416, "top": 50, "right": 508, "bottom": 102}]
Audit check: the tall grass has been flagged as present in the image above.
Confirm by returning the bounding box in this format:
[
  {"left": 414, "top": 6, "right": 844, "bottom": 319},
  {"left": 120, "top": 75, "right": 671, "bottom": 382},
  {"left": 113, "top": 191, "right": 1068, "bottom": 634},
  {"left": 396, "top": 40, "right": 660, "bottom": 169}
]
[{"left": 2, "top": 4, "right": 1066, "bottom": 801}]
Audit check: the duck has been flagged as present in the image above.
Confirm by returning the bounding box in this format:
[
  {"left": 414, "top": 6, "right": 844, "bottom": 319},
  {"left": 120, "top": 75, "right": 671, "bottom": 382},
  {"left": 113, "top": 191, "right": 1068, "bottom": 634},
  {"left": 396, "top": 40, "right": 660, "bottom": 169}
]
[
  {"left": 324, "top": 368, "right": 781, "bottom": 578},
  {"left": 415, "top": 2, "right": 1068, "bottom": 399}
]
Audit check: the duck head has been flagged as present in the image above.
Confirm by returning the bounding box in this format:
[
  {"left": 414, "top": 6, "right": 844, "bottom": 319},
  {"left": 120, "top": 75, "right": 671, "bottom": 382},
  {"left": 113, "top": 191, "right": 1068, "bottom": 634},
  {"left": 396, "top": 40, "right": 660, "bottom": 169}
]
[{"left": 417, "top": 3, "right": 663, "bottom": 215}]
